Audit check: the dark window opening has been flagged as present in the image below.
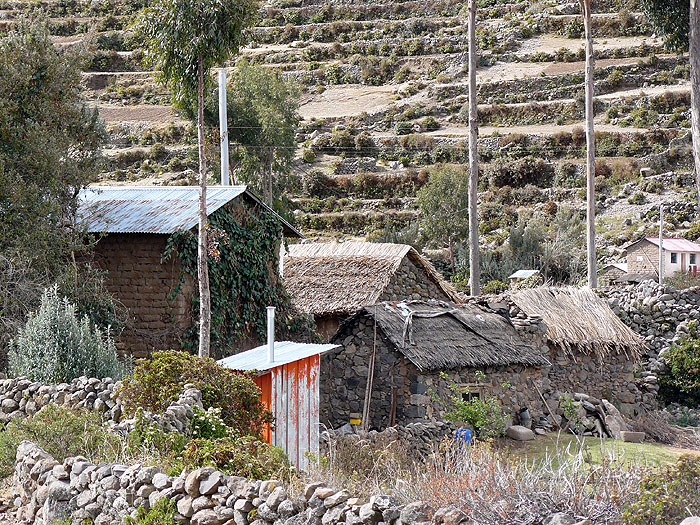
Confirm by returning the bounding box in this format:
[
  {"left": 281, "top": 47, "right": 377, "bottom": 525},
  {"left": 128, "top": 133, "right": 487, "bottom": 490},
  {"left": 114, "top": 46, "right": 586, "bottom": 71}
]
[{"left": 671, "top": 252, "right": 678, "bottom": 264}]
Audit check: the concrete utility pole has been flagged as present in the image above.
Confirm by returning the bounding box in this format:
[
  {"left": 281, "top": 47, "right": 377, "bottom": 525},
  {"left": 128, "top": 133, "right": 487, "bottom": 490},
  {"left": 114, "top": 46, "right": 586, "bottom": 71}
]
[
  {"left": 467, "top": 0, "right": 481, "bottom": 296},
  {"left": 659, "top": 205, "right": 664, "bottom": 284},
  {"left": 582, "top": 0, "right": 597, "bottom": 288},
  {"left": 218, "top": 69, "right": 230, "bottom": 186}
]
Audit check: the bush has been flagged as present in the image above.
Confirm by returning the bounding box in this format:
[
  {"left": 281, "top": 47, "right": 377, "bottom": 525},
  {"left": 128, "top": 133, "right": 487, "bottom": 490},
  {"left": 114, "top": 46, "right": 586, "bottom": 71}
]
[
  {"left": 394, "top": 121, "right": 413, "bottom": 135},
  {"left": 622, "top": 455, "right": 700, "bottom": 525},
  {"left": 486, "top": 156, "right": 555, "bottom": 188},
  {"left": 118, "top": 350, "right": 272, "bottom": 438},
  {"left": 421, "top": 116, "right": 440, "bottom": 131},
  {"left": 0, "top": 405, "right": 124, "bottom": 478},
  {"left": 180, "top": 436, "right": 287, "bottom": 480},
  {"left": 125, "top": 498, "right": 177, "bottom": 525},
  {"left": 659, "top": 322, "right": 700, "bottom": 406},
  {"left": 482, "top": 280, "right": 509, "bottom": 294},
  {"left": 8, "top": 286, "right": 131, "bottom": 383}
]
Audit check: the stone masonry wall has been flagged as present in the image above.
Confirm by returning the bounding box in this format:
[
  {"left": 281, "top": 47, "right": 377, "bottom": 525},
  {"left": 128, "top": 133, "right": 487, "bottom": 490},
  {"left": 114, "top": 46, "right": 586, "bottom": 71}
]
[
  {"left": 323, "top": 310, "right": 653, "bottom": 430},
  {"left": 94, "top": 233, "right": 193, "bottom": 359},
  {"left": 379, "top": 257, "right": 451, "bottom": 303},
  {"left": 14, "top": 442, "right": 437, "bottom": 525},
  {"left": 627, "top": 239, "right": 659, "bottom": 276}
]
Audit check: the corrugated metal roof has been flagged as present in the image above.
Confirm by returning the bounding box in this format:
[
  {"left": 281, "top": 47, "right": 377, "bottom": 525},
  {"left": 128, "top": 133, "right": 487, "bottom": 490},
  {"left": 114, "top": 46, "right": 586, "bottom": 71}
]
[
  {"left": 218, "top": 341, "right": 338, "bottom": 372},
  {"left": 78, "top": 185, "right": 302, "bottom": 237},
  {"left": 509, "top": 269, "right": 540, "bottom": 279},
  {"left": 645, "top": 237, "right": 700, "bottom": 252}
]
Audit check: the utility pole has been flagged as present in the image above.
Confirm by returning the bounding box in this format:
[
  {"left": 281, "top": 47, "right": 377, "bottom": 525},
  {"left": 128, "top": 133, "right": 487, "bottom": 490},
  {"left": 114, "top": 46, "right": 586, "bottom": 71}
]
[
  {"left": 582, "top": 0, "right": 597, "bottom": 288},
  {"left": 691, "top": 0, "right": 700, "bottom": 213},
  {"left": 659, "top": 205, "right": 664, "bottom": 284},
  {"left": 218, "top": 69, "right": 230, "bottom": 186},
  {"left": 467, "top": 0, "right": 481, "bottom": 296}
]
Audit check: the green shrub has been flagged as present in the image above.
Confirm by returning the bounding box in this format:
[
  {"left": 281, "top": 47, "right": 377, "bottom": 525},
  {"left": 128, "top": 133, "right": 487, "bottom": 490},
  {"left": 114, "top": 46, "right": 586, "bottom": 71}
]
[
  {"left": 180, "top": 436, "right": 288, "bottom": 480},
  {"left": 302, "top": 169, "right": 331, "bottom": 196},
  {"left": 8, "top": 286, "right": 132, "bottom": 383},
  {"left": 301, "top": 148, "right": 316, "bottom": 163},
  {"left": 659, "top": 322, "right": 700, "bottom": 406},
  {"left": 394, "top": 121, "right": 412, "bottom": 135},
  {"left": 422, "top": 116, "right": 440, "bottom": 132},
  {"left": 444, "top": 393, "right": 507, "bottom": 438},
  {"left": 0, "top": 405, "right": 124, "bottom": 478},
  {"left": 482, "top": 280, "right": 509, "bottom": 294},
  {"left": 627, "top": 192, "right": 646, "bottom": 204},
  {"left": 486, "top": 157, "right": 554, "bottom": 188},
  {"left": 125, "top": 498, "right": 177, "bottom": 525},
  {"left": 118, "top": 350, "right": 272, "bottom": 438},
  {"left": 622, "top": 455, "right": 700, "bottom": 525}
]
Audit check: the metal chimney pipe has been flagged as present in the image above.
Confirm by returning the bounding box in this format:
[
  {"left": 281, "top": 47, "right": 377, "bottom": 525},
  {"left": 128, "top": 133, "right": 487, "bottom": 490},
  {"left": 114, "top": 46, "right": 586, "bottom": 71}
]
[
  {"left": 218, "top": 69, "right": 230, "bottom": 186},
  {"left": 267, "top": 306, "right": 275, "bottom": 364}
]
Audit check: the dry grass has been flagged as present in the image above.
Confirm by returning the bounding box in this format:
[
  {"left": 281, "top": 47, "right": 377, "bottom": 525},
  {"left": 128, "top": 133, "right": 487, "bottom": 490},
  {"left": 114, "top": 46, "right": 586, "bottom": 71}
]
[
  {"left": 629, "top": 410, "right": 700, "bottom": 450},
  {"left": 306, "top": 433, "right": 647, "bottom": 524}
]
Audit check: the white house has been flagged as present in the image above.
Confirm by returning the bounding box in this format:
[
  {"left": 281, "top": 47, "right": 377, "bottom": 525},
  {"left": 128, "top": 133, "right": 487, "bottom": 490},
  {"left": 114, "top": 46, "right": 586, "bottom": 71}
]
[{"left": 625, "top": 237, "right": 700, "bottom": 278}]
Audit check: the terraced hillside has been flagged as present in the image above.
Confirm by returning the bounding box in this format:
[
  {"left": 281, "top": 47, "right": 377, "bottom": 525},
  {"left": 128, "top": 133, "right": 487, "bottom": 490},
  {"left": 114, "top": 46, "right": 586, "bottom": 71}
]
[{"left": 1, "top": 0, "right": 696, "bottom": 285}]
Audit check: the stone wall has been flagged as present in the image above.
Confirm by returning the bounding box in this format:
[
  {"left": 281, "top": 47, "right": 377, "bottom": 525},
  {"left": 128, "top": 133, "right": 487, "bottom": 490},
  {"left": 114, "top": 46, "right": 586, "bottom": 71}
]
[
  {"left": 380, "top": 256, "right": 451, "bottom": 303},
  {"left": 94, "top": 233, "right": 192, "bottom": 359},
  {"left": 627, "top": 239, "right": 659, "bottom": 276},
  {"left": 14, "top": 442, "right": 435, "bottom": 525},
  {"left": 322, "top": 309, "right": 652, "bottom": 430}
]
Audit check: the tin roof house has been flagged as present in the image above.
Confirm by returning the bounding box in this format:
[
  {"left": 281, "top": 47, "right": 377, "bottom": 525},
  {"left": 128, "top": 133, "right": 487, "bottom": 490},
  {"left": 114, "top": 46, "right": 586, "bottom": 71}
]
[
  {"left": 78, "top": 186, "right": 301, "bottom": 358},
  {"left": 625, "top": 237, "right": 700, "bottom": 280}
]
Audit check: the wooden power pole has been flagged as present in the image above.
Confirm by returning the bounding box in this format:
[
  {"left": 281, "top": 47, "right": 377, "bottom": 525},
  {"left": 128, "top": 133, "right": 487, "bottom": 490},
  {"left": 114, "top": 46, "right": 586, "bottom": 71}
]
[
  {"left": 467, "top": 0, "right": 481, "bottom": 296},
  {"left": 691, "top": 0, "right": 700, "bottom": 214},
  {"left": 582, "top": 0, "right": 597, "bottom": 288}
]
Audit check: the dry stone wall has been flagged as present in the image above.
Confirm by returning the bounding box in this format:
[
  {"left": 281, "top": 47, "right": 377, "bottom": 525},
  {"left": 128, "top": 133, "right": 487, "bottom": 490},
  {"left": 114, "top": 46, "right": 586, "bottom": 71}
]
[
  {"left": 380, "top": 257, "right": 451, "bottom": 303},
  {"left": 13, "top": 441, "right": 436, "bottom": 525}
]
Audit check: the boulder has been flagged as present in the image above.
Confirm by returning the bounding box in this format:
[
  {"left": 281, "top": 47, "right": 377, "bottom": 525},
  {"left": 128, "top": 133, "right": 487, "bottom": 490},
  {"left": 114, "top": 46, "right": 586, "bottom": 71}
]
[
  {"left": 680, "top": 518, "right": 700, "bottom": 525},
  {"left": 506, "top": 425, "right": 535, "bottom": 441},
  {"left": 543, "top": 513, "right": 576, "bottom": 525},
  {"left": 620, "top": 431, "right": 645, "bottom": 443}
]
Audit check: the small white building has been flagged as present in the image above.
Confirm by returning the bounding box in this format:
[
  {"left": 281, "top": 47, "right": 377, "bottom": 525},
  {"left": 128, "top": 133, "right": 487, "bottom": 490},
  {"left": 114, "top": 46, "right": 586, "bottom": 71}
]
[
  {"left": 626, "top": 237, "right": 700, "bottom": 278},
  {"left": 508, "top": 269, "right": 540, "bottom": 285}
]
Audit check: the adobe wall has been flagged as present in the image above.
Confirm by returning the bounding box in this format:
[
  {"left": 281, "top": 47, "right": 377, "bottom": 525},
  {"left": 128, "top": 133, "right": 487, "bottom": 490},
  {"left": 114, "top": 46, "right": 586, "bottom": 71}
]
[
  {"left": 379, "top": 257, "right": 451, "bottom": 303},
  {"left": 93, "top": 233, "right": 193, "bottom": 359},
  {"left": 627, "top": 240, "right": 659, "bottom": 276}
]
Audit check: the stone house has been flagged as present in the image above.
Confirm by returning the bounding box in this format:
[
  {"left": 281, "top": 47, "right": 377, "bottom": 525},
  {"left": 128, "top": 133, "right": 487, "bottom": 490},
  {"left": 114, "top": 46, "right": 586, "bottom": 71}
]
[
  {"left": 599, "top": 263, "right": 628, "bottom": 288},
  {"left": 282, "top": 242, "right": 462, "bottom": 340},
  {"left": 320, "top": 300, "right": 548, "bottom": 430},
  {"left": 321, "top": 288, "right": 648, "bottom": 431},
  {"left": 626, "top": 237, "right": 700, "bottom": 279},
  {"left": 511, "top": 287, "right": 649, "bottom": 417},
  {"left": 78, "top": 185, "right": 300, "bottom": 358}
]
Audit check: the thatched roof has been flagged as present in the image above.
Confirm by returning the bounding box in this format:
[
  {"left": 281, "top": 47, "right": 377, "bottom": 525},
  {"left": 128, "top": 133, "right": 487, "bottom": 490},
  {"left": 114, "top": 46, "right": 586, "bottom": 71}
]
[
  {"left": 511, "top": 287, "right": 644, "bottom": 358},
  {"left": 335, "top": 300, "right": 547, "bottom": 371},
  {"left": 283, "top": 242, "right": 461, "bottom": 316}
]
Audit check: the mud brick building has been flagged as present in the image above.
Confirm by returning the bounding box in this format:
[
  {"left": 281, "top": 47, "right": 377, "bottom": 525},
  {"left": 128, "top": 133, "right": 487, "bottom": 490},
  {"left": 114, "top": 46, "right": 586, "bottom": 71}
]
[
  {"left": 78, "top": 186, "right": 300, "bottom": 358},
  {"left": 282, "top": 242, "right": 462, "bottom": 340}
]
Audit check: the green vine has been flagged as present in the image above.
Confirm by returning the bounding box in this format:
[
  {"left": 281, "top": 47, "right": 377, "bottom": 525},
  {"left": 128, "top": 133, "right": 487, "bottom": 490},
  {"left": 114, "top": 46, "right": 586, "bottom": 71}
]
[{"left": 163, "top": 201, "right": 317, "bottom": 357}]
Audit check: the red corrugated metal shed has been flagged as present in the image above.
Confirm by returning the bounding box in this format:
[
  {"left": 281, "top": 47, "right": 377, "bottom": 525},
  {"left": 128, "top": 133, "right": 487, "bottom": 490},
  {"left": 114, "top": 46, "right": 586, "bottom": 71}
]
[{"left": 219, "top": 341, "right": 337, "bottom": 470}]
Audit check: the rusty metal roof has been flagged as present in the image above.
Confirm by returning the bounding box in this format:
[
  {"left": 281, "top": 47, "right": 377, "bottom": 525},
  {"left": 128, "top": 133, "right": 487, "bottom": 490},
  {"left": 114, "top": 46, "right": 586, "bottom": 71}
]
[{"left": 78, "top": 186, "right": 301, "bottom": 236}]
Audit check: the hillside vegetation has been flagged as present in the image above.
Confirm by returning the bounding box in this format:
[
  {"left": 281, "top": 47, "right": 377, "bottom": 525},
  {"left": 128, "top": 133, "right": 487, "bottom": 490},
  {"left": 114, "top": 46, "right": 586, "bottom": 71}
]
[{"left": 1, "top": 0, "right": 695, "bottom": 284}]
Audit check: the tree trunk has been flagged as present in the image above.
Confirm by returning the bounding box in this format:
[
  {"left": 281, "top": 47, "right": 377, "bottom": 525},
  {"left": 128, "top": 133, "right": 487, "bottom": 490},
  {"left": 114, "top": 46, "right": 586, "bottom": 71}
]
[
  {"left": 691, "top": 0, "right": 700, "bottom": 213},
  {"left": 467, "top": 0, "right": 481, "bottom": 296},
  {"left": 583, "top": 0, "right": 597, "bottom": 288},
  {"left": 197, "top": 57, "right": 211, "bottom": 358}
]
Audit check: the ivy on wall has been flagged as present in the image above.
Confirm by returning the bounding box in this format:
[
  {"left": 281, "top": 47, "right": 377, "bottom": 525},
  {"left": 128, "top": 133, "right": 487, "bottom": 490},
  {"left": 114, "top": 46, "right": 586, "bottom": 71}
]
[{"left": 163, "top": 200, "right": 317, "bottom": 358}]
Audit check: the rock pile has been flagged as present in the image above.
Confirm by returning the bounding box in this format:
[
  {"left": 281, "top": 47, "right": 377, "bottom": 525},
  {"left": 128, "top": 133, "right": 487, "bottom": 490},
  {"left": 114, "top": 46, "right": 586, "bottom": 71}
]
[
  {"left": 545, "top": 393, "right": 631, "bottom": 439},
  {"left": 322, "top": 420, "right": 459, "bottom": 458},
  {"left": 14, "top": 441, "right": 437, "bottom": 525}
]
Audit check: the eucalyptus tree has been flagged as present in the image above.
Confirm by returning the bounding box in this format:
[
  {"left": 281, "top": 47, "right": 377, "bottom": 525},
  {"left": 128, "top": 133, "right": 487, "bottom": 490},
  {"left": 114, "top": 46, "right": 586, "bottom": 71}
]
[
  {"left": 640, "top": 0, "right": 700, "bottom": 213},
  {"left": 135, "top": 0, "right": 257, "bottom": 357}
]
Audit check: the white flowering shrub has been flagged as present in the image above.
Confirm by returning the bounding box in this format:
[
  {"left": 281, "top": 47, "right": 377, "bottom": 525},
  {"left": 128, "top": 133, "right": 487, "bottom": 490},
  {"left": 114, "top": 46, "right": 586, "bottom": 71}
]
[{"left": 8, "top": 285, "right": 132, "bottom": 382}]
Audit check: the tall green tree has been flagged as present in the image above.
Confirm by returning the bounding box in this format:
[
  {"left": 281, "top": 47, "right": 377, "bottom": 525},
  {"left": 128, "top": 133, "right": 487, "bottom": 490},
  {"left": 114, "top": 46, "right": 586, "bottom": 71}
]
[
  {"left": 416, "top": 165, "right": 470, "bottom": 273},
  {"left": 0, "top": 16, "right": 110, "bottom": 349},
  {"left": 135, "top": 0, "right": 257, "bottom": 358},
  {"left": 641, "top": 0, "right": 700, "bottom": 212}
]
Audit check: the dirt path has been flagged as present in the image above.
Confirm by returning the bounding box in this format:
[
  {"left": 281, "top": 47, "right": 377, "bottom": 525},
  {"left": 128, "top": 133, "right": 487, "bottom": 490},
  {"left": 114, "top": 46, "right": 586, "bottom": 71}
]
[
  {"left": 422, "top": 121, "right": 650, "bottom": 137},
  {"left": 98, "top": 104, "right": 183, "bottom": 123},
  {"left": 516, "top": 35, "right": 663, "bottom": 57},
  {"left": 299, "top": 84, "right": 397, "bottom": 119}
]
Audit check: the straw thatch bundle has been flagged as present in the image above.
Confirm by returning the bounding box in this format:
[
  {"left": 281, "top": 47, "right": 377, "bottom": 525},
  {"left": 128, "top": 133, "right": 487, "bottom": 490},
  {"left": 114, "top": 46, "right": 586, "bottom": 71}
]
[
  {"left": 283, "top": 242, "right": 460, "bottom": 316},
  {"left": 511, "top": 287, "right": 644, "bottom": 359},
  {"left": 340, "top": 301, "right": 547, "bottom": 371}
]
